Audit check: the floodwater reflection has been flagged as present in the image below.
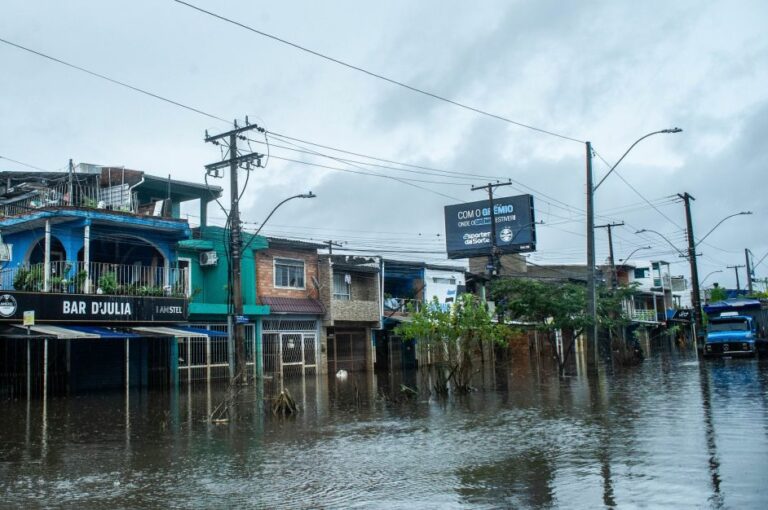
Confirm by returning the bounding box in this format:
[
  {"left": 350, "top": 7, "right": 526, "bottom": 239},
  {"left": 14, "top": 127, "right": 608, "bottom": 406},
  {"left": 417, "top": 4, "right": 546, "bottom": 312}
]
[{"left": 1, "top": 346, "right": 768, "bottom": 508}]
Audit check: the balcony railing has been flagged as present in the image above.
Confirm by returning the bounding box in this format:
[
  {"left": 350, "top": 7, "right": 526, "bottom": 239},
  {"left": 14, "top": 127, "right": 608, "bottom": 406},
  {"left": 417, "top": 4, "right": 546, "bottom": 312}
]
[
  {"left": 383, "top": 297, "right": 422, "bottom": 313},
  {"left": 0, "top": 260, "right": 188, "bottom": 297},
  {"left": 0, "top": 180, "right": 140, "bottom": 217},
  {"left": 630, "top": 309, "right": 658, "bottom": 322}
]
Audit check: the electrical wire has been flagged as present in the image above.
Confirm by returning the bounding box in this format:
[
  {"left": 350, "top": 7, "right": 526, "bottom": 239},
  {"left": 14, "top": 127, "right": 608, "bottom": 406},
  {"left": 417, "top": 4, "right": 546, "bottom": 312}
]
[
  {"left": 592, "top": 148, "right": 684, "bottom": 230},
  {"left": 0, "top": 37, "right": 228, "bottom": 124},
  {"left": 0, "top": 155, "right": 52, "bottom": 172},
  {"left": 172, "top": 0, "right": 585, "bottom": 144}
]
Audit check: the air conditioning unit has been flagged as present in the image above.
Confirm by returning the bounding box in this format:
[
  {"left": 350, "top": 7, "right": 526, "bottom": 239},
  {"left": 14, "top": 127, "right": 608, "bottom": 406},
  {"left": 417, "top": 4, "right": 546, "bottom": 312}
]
[{"left": 199, "top": 251, "right": 218, "bottom": 267}]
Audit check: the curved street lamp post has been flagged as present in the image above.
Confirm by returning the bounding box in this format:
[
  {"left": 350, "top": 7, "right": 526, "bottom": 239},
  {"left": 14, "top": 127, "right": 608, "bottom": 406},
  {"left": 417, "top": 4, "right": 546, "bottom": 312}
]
[
  {"left": 618, "top": 245, "right": 652, "bottom": 263},
  {"left": 700, "top": 270, "right": 723, "bottom": 287},
  {"left": 585, "top": 128, "right": 682, "bottom": 366},
  {"left": 230, "top": 191, "right": 316, "bottom": 380}
]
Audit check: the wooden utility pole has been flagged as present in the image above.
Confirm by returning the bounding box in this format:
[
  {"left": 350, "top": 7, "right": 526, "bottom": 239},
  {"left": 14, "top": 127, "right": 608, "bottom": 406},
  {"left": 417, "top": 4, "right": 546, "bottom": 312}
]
[
  {"left": 745, "top": 249, "right": 754, "bottom": 294},
  {"left": 470, "top": 180, "right": 512, "bottom": 277},
  {"left": 678, "top": 192, "right": 703, "bottom": 341},
  {"left": 596, "top": 221, "right": 624, "bottom": 289},
  {"left": 326, "top": 240, "right": 343, "bottom": 255},
  {"left": 205, "top": 119, "right": 264, "bottom": 383},
  {"left": 727, "top": 264, "right": 745, "bottom": 291}
]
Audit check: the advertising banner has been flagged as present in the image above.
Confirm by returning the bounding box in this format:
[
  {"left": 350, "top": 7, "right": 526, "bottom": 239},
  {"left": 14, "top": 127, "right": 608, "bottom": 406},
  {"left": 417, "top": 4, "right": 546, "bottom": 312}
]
[{"left": 444, "top": 194, "right": 536, "bottom": 259}]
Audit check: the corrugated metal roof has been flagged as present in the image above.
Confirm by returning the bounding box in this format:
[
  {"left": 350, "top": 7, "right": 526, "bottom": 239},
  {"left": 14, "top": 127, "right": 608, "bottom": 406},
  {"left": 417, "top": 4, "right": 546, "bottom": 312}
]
[{"left": 259, "top": 297, "right": 325, "bottom": 315}]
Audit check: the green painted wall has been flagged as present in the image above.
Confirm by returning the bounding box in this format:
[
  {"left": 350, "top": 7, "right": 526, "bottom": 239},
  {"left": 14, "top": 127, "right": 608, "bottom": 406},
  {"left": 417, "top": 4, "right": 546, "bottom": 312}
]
[{"left": 178, "top": 226, "right": 269, "bottom": 319}]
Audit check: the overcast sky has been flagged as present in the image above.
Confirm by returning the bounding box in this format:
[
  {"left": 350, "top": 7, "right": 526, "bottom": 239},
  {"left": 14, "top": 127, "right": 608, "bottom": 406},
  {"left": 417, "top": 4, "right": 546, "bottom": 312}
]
[{"left": 1, "top": 0, "right": 766, "bottom": 289}]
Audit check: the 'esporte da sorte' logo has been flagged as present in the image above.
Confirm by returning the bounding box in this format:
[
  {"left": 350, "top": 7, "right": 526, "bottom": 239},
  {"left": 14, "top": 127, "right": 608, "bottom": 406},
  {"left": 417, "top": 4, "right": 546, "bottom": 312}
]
[{"left": 0, "top": 294, "right": 18, "bottom": 317}]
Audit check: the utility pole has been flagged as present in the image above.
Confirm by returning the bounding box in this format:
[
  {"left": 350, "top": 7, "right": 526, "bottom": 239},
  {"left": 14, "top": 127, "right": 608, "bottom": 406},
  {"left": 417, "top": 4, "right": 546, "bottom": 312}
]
[
  {"left": 471, "top": 180, "right": 512, "bottom": 277},
  {"left": 727, "top": 264, "right": 745, "bottom": 291},
  {"left": 585, "top": 142, "right": 598, "bottom": 367},
  {"left": 678, "top": 192, "right": 703, "bottom": 343},
  {"left": 205, "top": 118, "right": 264, "bottom": 384},
  {"left": 326, "top": 240, "right": 343, "bottom": 255},
  {"left": 596, "top": 221, "right": 624, "bottom": 289},
  {"left": 745, "top": 249, "right": 754, "bottom": 294}
]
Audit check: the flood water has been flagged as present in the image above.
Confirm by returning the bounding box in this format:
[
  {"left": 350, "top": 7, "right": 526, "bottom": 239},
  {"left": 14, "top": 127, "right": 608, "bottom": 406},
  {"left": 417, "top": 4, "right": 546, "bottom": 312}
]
[{"left": 2, "top": 344, "right": 768, "bottom": 509}]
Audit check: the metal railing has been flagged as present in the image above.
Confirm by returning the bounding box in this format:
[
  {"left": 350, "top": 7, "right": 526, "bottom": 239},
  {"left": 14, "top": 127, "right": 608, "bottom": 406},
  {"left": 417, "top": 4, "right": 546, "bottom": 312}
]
[
  {"left": 630, "top": 309, "right": 658, "bottom": 322},
  {"left": 383, "top": 297, "right": 422, "bottom": 313},
  {"left": 178, "top": 324, "right": 257, "bottom": 382},
  {"left": 0, "top": 181, "right": 139, "bottom": 217},
  {"left": 0, "top": 260, "right": 188, "bottom": 297}
]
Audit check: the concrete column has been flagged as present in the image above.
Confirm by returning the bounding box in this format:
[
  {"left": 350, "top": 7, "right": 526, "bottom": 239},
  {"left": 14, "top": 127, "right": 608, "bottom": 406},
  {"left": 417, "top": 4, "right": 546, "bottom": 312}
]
[
  {"left": 43, "top": 338, "right": 48, "bottom": 400},
  {"left": 163, "top": 258, "right": 170, "bottom": 291},
  {"left": 169, "top": 337, "right": 179, "bottom": 389},
  {"left": 83, "top": 223, "right": 91, "bottom": 294},
  {"left": 26, "top": 338, "right": 31, "bottom": 399},
  {"left": 125, "top": 338, "right": 130, "bottom": 390},
  {"left": 206, "top": 334, "right": 211, "bottom": 382},
  {"left": 43, "top": 220, "right": 51, "bottom": 292}
]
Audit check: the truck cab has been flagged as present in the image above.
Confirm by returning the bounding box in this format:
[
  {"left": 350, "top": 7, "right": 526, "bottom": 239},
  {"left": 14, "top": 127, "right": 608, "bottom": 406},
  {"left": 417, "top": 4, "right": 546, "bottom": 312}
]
[{"left": 705, "top": 313, "right": 756, "bottom": 356}]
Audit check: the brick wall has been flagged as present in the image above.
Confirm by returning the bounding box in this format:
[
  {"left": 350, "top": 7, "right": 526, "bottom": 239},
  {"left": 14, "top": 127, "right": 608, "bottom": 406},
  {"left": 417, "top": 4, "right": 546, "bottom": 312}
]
[{"left": 255, "top": 248, "right": 320, "bottom": 300}]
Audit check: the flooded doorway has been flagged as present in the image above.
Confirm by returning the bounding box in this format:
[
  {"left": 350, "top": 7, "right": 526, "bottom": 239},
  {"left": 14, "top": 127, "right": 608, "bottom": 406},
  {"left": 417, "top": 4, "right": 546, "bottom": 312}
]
[
  {"left": 328, "top": 327, "right": 368, "bottom": 372},
  {"left": 263, "top": 319, "right": 318, "bottom": 377}
]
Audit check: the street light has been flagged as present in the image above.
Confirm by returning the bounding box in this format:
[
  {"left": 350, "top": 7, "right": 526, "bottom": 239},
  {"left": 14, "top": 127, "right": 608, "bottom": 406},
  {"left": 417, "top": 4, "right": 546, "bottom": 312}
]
[
  {"left": 700, "top": 270, "right": 723, "bottom": 286},
  {"left": 637, "top": 209, "right": 751, "bottom": 340},
  {"left": 618, "top": 245, "right": 652, "bottom": 262},
  {"left": 635, "top": 229, "right": 686, "bottom": 257},
  {"left": 593, "top": 128, "right": 683, "bottom": 192},
  {"left": 585, "top": 128, "right": 682, "bottom": 367},
  {"left": 695, "top": 211, "right": 752, "bottom": 246},
  {"left": 242, "top": 192, "right": 317, "bottom": 251},
  {"left": 230, "top": 191, "right": 316, "bottom": 380}
]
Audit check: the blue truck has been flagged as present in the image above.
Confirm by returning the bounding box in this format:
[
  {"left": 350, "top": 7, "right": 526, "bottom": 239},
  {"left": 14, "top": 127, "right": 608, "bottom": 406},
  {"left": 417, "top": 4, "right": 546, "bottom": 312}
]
[{"left": 703, "top": 298, "right": 768, "bottom": 357}]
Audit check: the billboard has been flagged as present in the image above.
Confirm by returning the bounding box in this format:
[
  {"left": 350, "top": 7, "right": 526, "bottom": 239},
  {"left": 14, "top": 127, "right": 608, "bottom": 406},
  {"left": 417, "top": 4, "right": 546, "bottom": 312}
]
[{"left": 444, "top": 194, "right": 536, "bottom": 259}]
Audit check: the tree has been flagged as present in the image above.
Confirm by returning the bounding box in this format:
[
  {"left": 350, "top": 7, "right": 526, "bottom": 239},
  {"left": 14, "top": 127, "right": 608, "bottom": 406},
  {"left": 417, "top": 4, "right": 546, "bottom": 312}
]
[
  {"left": 395, "top": 293, "right": 507, "bottom": 394},
  {"left": 709, "top": 287, "right": 728, "bottom": 302},
  {"left": 491, "top": 279, "right": 636, "bottom": 372},
  {"left": 491, "top": 278, "right": 590, "bottom": 373}
]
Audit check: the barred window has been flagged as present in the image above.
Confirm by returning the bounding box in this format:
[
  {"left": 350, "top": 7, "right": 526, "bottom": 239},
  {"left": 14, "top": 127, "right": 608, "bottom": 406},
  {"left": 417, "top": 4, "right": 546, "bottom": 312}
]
[{"left": 274, "top": 258, "right": 305, "bottom": 288}]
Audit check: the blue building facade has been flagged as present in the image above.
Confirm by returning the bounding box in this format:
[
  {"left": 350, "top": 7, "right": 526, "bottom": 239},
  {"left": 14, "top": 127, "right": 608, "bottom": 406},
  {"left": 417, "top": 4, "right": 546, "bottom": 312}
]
[{"left": 0, "top": 165, "right": 222, "bottom": 396}]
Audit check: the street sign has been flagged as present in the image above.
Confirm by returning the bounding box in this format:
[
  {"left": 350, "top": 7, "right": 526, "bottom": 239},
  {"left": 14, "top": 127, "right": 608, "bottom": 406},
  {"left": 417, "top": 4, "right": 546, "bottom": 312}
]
[{"left": 235, "top": 315, "right": 250, "bottom": 324}]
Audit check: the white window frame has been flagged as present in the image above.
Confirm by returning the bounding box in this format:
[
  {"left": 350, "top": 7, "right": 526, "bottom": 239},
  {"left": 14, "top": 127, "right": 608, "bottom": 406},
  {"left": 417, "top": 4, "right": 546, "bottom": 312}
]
[
  {"left": 333, "top": 272, "right": 351, "bottom": 300},
  {"left": 178, "top": 257, "right": 192, "bottom": 297},
  {"left": 273, "top": 257, "right": 306, "bottom": 289}
]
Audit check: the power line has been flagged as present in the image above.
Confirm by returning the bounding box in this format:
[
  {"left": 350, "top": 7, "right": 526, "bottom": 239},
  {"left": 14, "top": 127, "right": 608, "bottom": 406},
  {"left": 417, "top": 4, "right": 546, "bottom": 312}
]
[
  {"left": 592, "top": 148, "right": 683, "bottom": 230},
  {"left": 0, "top": 155, "right": 52, "bottom": 172},
  {"left": 172, "top": 0, "right": 585, "bottom": 144},
  {"left": 270, "top": 154, "right": 462, "bottom": 201},
  {"left": 0, "top": 37, "right": 229, "bottom": 124},
  {"left": 252, "top": 136, "right": 481, "bottom": 182},
  {"left": 265, "top": 132, "right": 506, "bottom": 180},
  {"left": 266, "top": 132, "right": 648, "bottom": 226}
]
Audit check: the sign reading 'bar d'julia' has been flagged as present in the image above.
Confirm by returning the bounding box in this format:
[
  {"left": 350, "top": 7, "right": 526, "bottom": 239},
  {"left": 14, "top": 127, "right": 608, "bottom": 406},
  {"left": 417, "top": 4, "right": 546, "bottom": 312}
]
[
  {"left": 444, "top": 194, "right": 536, "bottom": 259},
  {"left": 0, "top": 292, "right": 187, "bottom": 323}
]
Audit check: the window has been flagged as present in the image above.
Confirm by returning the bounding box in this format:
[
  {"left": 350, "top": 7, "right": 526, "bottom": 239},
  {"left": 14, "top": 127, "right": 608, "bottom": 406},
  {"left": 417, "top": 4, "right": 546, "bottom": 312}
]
[
  {"left": 333, "top": 272, "right": 351, "bottom": 300},
  {"left": 274, "top": 258, "right": 305, "bottom": 288},
  {"left": 177, "top": 258, "right": 191, "bottom": 297},
  {"left": 432, "top": 277, "right": 456, "bottom": 285},
  {"left": 634, "top": 268, "right": 650, "bottom": 279}
]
